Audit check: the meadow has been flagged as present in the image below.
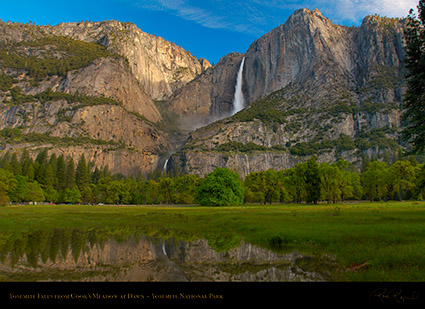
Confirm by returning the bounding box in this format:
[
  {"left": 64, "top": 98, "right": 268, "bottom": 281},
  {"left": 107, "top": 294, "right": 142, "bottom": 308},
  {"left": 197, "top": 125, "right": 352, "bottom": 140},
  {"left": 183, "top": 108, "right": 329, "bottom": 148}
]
[{"left": 0, "top": 201, "right": 424, "bottom": 282}]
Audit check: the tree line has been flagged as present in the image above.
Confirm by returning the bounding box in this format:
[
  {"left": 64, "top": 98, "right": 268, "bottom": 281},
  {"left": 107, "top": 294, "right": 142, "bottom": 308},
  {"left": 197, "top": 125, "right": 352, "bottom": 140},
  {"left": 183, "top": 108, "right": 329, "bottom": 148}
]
[
  {"left": 0, "top": 149, "right": 424, "bottom": 206},
  {"left": 244, "top": 156, "right": 424, "bottom": 205},
  {"left": 0, "top": 149, "right": 202, "bottom": 206}
]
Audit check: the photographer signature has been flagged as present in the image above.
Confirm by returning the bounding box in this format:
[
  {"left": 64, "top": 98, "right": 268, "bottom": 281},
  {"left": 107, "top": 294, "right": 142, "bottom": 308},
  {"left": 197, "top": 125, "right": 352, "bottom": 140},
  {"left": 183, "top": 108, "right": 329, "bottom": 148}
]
[{"left": 370, "top": 288, "right": 420, "bottom": 304}]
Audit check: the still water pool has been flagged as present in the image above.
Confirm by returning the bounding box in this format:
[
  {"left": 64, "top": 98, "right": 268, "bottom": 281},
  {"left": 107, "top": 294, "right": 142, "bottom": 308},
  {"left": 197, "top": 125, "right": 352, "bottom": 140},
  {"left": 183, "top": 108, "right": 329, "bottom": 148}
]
[{"left": 0, "top": 228, "right": 334, "bottom": 282}]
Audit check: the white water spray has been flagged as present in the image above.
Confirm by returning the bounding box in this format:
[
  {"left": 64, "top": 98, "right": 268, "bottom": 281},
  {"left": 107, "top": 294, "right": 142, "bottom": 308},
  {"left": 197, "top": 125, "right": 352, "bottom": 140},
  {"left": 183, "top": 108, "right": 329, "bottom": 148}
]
[{"left": 232, "top": 57, "right": 245, "bottom": 115}]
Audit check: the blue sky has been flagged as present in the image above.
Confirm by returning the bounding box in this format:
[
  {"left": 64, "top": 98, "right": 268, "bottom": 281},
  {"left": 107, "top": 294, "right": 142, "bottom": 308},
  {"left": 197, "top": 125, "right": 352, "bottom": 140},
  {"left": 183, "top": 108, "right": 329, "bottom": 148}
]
[{"left": 0, "top": 0, "right": 418, "bottom": 64}]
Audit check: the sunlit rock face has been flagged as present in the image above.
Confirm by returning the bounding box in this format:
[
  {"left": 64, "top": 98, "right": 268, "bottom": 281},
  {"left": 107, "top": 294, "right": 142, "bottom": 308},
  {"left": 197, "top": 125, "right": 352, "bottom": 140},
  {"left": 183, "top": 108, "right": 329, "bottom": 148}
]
[
  {"left": 0, "top": 20, "right": 207, "bottom": 176},
  {"left": 47, "top": 20, "right": 211, "bottom": 101},
  {"left": 0, "top": 229, "right": 332, "bottom": 282},
  {"left": 243, "top": 8, "right": 406, "bottom": 106}
]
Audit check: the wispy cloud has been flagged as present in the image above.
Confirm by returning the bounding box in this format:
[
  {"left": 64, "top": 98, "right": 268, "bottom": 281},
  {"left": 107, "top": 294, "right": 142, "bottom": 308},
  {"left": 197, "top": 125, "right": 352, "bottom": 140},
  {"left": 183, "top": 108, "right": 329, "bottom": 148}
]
[
  {"left": 152, "top": 0, "right": 232, "bottom": 30},
  {"left": 255, "top": 0, "right": 417, "bottom": 23},
  {"left": 307, "top": 0, "right": 417, "bottom": 24},
  {"left": 136, "top": 0, "right": 280, "bottom": 36},
  {"left": 136, "top": 0, "right": 418, "bottom": 36}
]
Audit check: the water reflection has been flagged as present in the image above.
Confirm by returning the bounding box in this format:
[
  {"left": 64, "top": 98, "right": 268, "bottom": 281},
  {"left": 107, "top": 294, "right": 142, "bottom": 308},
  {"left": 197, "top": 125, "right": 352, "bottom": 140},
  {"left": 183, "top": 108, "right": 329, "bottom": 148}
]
[{"left": 0, "top": 228, "right": 333, "bottom": 282}]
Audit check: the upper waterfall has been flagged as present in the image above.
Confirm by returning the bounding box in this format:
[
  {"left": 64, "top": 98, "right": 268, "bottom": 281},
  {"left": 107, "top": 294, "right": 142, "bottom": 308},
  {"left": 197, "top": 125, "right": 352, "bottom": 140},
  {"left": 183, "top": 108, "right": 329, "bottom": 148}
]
[{"left": 232, "top": 57, "right": 245, "bottom": 115}]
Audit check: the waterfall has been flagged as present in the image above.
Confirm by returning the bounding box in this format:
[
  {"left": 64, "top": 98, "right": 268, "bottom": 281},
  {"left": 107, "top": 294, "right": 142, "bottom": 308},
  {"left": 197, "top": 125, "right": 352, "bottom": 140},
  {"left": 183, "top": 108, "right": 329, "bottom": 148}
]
[
  {"left": 163, "top": 159, "right": 169, "bottom": 173},
  {"left": 232, "top": 57, "right": 245, "bottom": 115},
  {"left": 162, "top": 243, "right": 167, "bottom": 256}
]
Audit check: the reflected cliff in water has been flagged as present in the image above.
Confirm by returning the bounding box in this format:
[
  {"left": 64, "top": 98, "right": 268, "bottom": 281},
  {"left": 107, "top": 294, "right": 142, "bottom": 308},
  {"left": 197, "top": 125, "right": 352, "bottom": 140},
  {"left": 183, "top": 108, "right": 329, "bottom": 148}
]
[{"left": 0, "top": 228, "right": 336, "bottom": 282}]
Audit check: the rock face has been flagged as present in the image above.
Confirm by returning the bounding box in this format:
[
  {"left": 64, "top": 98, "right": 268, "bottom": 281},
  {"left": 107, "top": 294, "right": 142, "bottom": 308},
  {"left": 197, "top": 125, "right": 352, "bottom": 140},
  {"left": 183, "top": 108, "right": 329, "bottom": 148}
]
[
  {"left": 244, "top": 9, "right": 351, "bottom": 103},
  {"left": 170, "top": 9, "right": 407, "bottom": 178},
  {"left": 58, "top": 57, "right": 162, "bottom": 123},
  {"left": 0, "top": 20, "right": 209, "bottom": 176},
  {"left": 242, "top": 9, "right": 405, "bottom": 107},
  {"left": 166, "top": 52, "right": 245, "bottom": 129},
  {"left": 40, "top": 20, "right": 211, "bottom": 100},
  {"left": 0, "top": 9, "right": 409, "bottom": 178},
  {"left": 0, "top": 20, "right": 211, "bottom": 100},
  {"left": 1, "top": 98, "right": 167, "bottom": 176}
]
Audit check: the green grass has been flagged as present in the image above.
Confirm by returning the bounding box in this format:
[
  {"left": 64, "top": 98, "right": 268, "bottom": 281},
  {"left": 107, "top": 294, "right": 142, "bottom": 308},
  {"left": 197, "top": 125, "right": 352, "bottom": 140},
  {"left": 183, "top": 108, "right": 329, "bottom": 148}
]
[{"left": 0, "top": 201, "right": 425, "bottom": 281}]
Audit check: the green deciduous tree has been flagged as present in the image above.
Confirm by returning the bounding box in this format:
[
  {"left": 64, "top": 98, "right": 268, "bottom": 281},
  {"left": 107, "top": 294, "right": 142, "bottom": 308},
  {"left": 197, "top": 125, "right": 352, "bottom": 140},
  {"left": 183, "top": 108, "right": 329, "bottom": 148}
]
[
  {"left": 282, "top": 163, "right": 307, "bottom": 203},
  {"left": 263, "top": 169, "right": 282, "bottom": 204},
  {"left": 140, "top": 179, "right": 161, "bottom": 204},
  {"left": 244, "top": 171, "right": 266, "bottom": 204},
  {"left": 9, "top": 175, "right": 29, "bottom": 203},
  {"left": 173, "top": 174, "right": 201, "bottom": 204},
  {"left": 44, "top": 186, "right": 59, "bottom": 204},
  {"left": 305, "top": 157, "right": 321, "bottom": 204},
  {"left": 159, "top": 177, "right": 175, "bottom": 204},
  {"left": 388, "top": 160, "right": 418, "bottom": 200},
  {"left": 0, "top": 168, "right": 16, "bottom": 205},
  {"left": 62, "top": 187, "right": 82, "bottom": 204},
  {"left": 25, "top": 181, "right": 45, "bottom": 203},
  {"left": 319, "top": 162, "right": 342, "bottom": 203},
  {"left": 105, "top": 180, "right": 131, "bottom": 205},
  {"left": 243, "top": 169, "right": 283, "bottom": 204},
  {"left": 361, "top": 161, "right": 390, "bottom": 201},
  {"left": 197, "top": 167, "right": 244, "bottom": 206},
  {"left": 333, "top": 159, "right": 363, "bottom": 201},
  {"left": 81, "top": 184, "right": 95, "bottom": 204}
]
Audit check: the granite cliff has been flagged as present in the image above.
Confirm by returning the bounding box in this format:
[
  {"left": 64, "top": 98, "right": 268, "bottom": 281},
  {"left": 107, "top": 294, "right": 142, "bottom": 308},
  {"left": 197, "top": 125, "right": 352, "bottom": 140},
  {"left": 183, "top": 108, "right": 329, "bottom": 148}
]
[
  {"left": 0, "top": 9, "right": 410, "bottom": 178},
  {"left": 166, "top": 52, "right": 245, "bottom": 129},
  {"left": 0, "top": 19, "right": 211, "bottom": 100},
  {"left": 0, "top": 19, "right": 209, "bottom": 176},
  {"left": 168, "top": 9, "right": 407, "bottom": 178}
]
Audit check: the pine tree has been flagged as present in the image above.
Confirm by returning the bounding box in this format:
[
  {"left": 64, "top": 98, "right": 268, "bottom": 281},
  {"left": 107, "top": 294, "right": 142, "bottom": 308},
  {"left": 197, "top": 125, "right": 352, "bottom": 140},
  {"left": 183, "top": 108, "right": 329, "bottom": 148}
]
[
  {"left": 401, "top": 1, "right": 425, "bottom": 153},
  {"left": 0, "top": 153, "right": 12, "bottom": 173},
  {"left": 25, "top": 163, "right": 35, "bottom": 181},
  {"left": 20, "top": 149, "right": 34, "bottom": 179},
  {"left": 48, "top": 153, "right": 58, "bottom": 189},
  {"left": 43, "top": 164, "right": 55, "bottom": 189},
  {"left": 10, "top": 153, "right": 21, "bottom": 175},
  {"left": 48, "top": 153, "right": 58, "bottom": 175},
  {"left": 56, "top": 154, "right": 66, "bottom": 191},
  {"left": 35, "top": 148, "right": 48, "bottom": 166},
  {"left": 35, "top": 163, "right": 46, "bottom": 186},
  {"left": 91, "top": 167, "right": 101, "bottom": 184},
  {"left": 19, "top": 148, "right": 30, "bottom": 166},
  {"left": 64, "top": 157, "right": 76, "bottom": 189},
  {"left": 76, "top": 154, "right": 89, "bottom": 190}
]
